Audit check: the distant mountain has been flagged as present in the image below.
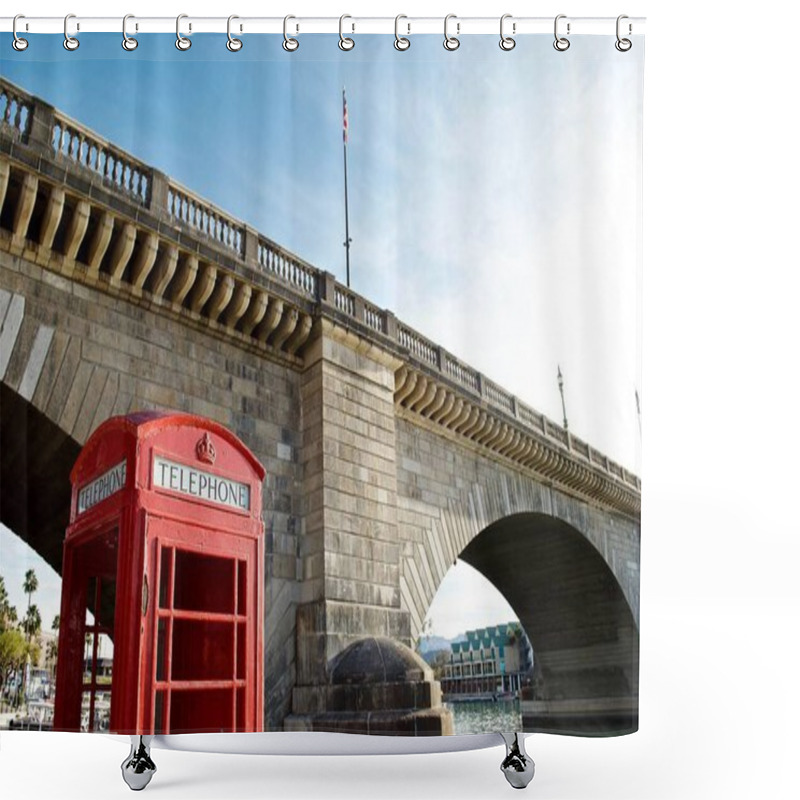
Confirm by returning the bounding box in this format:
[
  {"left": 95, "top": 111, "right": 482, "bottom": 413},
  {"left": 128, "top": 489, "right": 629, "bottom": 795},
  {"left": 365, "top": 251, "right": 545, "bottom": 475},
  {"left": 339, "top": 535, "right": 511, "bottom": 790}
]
[{"left": 416, "top": 636, "right": 452, "bottom": 662}]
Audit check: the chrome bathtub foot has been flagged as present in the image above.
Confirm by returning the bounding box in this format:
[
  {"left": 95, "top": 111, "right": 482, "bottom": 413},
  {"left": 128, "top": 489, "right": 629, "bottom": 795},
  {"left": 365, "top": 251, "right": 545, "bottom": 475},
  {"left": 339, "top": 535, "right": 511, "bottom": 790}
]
[
  {"left": 500, "top": 732, "right": 535, "bottom": 789},
  {"left": 121, "top": 735, "right": 156, "bottom": 791}
]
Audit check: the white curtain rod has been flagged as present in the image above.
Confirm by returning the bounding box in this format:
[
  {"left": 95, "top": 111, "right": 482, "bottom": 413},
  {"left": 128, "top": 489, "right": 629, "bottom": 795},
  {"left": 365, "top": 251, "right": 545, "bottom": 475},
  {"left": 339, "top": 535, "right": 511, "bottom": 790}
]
[{"left": 0, "top": 16, "right": 645, "bottom": 36}]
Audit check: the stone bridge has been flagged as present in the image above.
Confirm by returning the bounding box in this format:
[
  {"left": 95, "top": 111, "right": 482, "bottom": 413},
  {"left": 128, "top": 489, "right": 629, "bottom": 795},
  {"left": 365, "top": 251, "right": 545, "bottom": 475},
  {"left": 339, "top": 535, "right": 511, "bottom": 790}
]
[{"left": 0, "top": 77, "right": 640, "bottom": 735}]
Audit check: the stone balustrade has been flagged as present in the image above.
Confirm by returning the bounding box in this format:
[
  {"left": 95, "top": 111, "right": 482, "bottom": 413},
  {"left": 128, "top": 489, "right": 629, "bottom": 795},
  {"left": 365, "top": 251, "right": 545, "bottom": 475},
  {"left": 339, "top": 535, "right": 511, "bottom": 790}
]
[
  {"left": 0, "top": 75, "right": 640, "bottom": 517},
  {"left": 167, "top": 180, "right": 243, "bottom": 256},
  {"left": 0, "top": 83, "right": 32, "bottom": 140},
  {"left": 52, "top": 114, "right": 152, "bottom": 206}
]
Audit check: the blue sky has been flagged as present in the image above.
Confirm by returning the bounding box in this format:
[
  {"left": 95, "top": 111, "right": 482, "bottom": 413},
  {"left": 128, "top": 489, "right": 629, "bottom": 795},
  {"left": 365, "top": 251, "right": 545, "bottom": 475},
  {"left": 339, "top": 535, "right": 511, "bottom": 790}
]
[{"left": 1, "top": 32, "right": 642, "bottom": 638}]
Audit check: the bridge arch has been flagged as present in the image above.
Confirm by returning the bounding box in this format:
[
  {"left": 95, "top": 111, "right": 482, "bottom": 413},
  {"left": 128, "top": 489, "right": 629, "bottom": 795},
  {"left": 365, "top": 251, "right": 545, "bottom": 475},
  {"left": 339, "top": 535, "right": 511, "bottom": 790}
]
[
  {"left": 0, "top": 381, "right": 80, "bottom": 576},
  {"left": 396, "top": 422, "right": 640, "bottom": 733},
  {"left": 458, "top": 512, "right": 638, "bottom": 734}
]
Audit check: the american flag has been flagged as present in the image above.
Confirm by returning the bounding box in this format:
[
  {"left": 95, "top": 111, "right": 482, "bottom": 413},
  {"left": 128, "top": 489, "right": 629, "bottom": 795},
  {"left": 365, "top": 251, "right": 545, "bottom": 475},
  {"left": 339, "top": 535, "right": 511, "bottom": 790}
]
[{"left": 343, "top": 88, "right": 349, "bottom": 144}]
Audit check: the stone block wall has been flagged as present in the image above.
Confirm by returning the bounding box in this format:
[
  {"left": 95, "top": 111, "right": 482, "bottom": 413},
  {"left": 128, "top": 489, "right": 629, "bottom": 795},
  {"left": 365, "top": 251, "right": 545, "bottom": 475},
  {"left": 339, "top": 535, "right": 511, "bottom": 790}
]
[{"left": 294, "top": 320, "right": 411, "bottom": 695}]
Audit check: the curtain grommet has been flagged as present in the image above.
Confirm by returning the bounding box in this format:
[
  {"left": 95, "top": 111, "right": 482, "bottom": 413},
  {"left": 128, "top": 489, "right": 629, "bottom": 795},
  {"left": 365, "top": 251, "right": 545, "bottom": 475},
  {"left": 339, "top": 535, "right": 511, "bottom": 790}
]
[
  {"left": 499, "top": 14, "right": 516, "bottom": 51},
  {"left": 283, "top": 15, "right": 299, "bottom": 52},
  {"left": 12, "top": 14, "right": 28, "bottom": 51},
  {"left": 339, "top": 15, "right": 355, "bottom": 51},
  {"left": 394, "top": 15, "right": 410, "bottom": 51},
  {"left": 444, "top": 14, "right": 460, "bottom": 51},
  {"left": 176, "top": 13, "right": 191, "bottom": 51},
  {"left": 554, "top": 14, "right": 570, "bottom": 51},
  {"left": 122, "top": 14, "right": 138, "bottom": 51},
  {"left": 64, "top": 13, "right": 80, "bottom": 51},
  {"left": 227, "top": 15, "right": 243, "bottom": 52}
]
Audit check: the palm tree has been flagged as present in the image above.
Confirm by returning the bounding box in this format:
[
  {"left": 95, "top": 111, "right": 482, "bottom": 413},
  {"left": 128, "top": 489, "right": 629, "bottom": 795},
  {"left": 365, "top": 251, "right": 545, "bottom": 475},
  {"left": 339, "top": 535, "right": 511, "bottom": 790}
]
[
  {"left": 22, "top": 605, "right": 42, "bottom": 641},
  {"left": 0, "top": 576, "right": 13, "bottom": 631},
  {"left": 23, "top": 569, "right": 38, "bottom": 615}
]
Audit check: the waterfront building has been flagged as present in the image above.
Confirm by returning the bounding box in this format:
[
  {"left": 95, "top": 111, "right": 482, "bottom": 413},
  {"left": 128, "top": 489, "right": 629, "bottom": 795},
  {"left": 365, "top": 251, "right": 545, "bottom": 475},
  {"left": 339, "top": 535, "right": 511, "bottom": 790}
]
[{"left": 441, "top": 622, "right": 533, "bottom": 698}]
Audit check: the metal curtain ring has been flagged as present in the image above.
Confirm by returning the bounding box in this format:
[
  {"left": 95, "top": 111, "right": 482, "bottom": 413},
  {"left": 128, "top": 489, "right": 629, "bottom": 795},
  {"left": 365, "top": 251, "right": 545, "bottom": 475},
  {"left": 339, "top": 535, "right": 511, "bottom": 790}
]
[
  {"left": 227, "top": 15, "right": 243, "bottom": 51},
  {"left": 443, "top": 14, "right": 459, "bottom": 51},
  {"left": 176, "top": 14, "right": 191, "bottom": 51},
  {"left": 615, "top": 14, "right": 632, "bottom": 51},
  {"left": 394, "top": 14, "right": 410, "bottom": 51},
  {"left": 122, "top": 14, "right": 138, "bottom": 51},
  {"left": 64, "top": 13, "right": 79, "bottom": 51},
  {"left": 339, "top": 15, "right": 354, "bottom": 51},
  {"left": 12, "top": 15, "right": 28, "bottom": 51},
  {"left": 553, "top": 14, "right": 570, "bottom": 51},
  {"left": 499, "top": 14, "right": 515, "bottom": 51},
  {"left": 283, "top": 15, "right": 299, "bottom": 51}
]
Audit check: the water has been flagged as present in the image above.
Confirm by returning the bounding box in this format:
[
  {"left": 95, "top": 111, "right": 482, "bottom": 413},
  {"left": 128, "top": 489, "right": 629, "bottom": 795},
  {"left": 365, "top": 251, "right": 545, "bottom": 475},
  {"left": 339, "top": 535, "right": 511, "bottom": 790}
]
[{"left": 447, "top": 698, "right": 522, "bottom": 735}]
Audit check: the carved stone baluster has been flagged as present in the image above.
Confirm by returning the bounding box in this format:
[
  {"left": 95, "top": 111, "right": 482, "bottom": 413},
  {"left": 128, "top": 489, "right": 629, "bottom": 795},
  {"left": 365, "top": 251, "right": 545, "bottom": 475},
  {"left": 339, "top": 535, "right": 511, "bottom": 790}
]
[
  {"left": 486, "top": 420, "right": 507, "bottom": 447},
  {"left": 0, "top": 161, "right": 10, "bottom": 214},
  {"left": 205, "top": 274, "right": 235, "bottom": 322},
  {"left": 394, "top": 366, "right": 408, "bottom": 390},
  {"left": 238, "top": 290, "right": 269, "bottom": 337},
  {"left": 519, "top": 440, "right": 538, "bottom": 469},
  {"left": 170, "top": 254, "right": 198, "bottom": 305},
  {"left": 513, "top": 437, "right": 534, "bottom": 464},
  {"left": 404, "top": 375, "right": 429, "bottom": 410},
  {"left": 188, "top": 263, "right": 217, "bottom": 313},
  {"left": 436, "top": 397, "right": 460, "bottom": 427},
  {"left": 430, "top": 391, "right": 455, "bottom": 423},
  {"left": 39, "top": 186, "right": 65, "bottom": 250},
  {"left": 271, "top": 307, "right": 299, "bottom": 350},
  {"left": 501, "top": 432, "right": 523, "bottom": 458},
  {"left": 108, "top": 222, "right": 136, "bottom": 281},
  {"left": 422, "top": 387, "right": 447, "bottom": 419},
  {"left": 489, "top": 423, "right": 512, "bottom": 451},
  {"left": 394, "top": 370, "right": 418, "bottom": 405},
  {"left": 150, "top": 246, "right": 178, "bottom": 299},
  {"left": 474, "top": 417, "right": 498, "bottom": 445},
  {"left": 445, "top": 401, "right": 471, "bottom": 432},
  {"left": 411, "top": 381, "right": 437, "bottom": 414},
  {"left": 63, "top": 200, "right": 91, "bottom": 262},
  {"left": 284, "top": 313, "right": 313, "bottom": 355},
  {"left": 130, "top": 233, "right": 159, "bottom": 289},
  {"left": 12, "top": 173, "right": 38, "bottom": 242},
  {"left": 254, "top": 298, "right": 283, "bottom": 343},
  {"left": 458, "top": 407, "right": 484, "bottom": 437},
  {"left": 87, "top": 213, "right": 115, "bottom": 275},
  {"left": 222, "top": 282, "right": 252, "bottom": 329}
]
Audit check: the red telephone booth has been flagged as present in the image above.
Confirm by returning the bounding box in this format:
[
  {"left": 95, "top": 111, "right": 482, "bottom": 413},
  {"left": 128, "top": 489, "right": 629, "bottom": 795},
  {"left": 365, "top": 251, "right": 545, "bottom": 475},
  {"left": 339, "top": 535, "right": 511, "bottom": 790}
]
[{"left": 54, "top": 411, "right": 265, "bottom": 734}]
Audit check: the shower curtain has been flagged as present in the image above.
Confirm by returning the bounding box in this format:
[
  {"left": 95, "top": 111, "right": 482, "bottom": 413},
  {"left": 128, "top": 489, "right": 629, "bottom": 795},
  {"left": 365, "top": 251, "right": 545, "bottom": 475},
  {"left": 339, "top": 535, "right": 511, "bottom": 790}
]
[{"left": 0, "top": 24, "right": 643, "bottom": 742}]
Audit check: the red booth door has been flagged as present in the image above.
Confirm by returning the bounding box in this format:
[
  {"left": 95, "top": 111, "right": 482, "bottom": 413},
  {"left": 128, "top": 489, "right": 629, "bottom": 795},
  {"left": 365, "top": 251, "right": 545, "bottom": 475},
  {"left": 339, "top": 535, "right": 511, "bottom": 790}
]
[
  {"left": 145, "top": 520, "right": 256, "bottom": 733},
  {"left": 57, "top": 526, "right": 118, "bottom": 732}
]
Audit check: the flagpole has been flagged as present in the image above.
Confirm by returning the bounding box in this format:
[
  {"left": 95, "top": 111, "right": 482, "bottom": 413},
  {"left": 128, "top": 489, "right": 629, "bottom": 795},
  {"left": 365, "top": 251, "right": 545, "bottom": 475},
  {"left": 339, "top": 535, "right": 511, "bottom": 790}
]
[{"left": 342, "top": 87, "right": 352, "bottom": 288}]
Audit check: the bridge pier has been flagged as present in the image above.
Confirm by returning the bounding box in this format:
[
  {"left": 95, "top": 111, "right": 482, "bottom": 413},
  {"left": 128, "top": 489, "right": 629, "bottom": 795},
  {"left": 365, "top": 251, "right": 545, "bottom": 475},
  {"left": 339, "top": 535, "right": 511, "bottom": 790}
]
[{"left": 285, "top": 319, "right": 452, "bottom": 732}]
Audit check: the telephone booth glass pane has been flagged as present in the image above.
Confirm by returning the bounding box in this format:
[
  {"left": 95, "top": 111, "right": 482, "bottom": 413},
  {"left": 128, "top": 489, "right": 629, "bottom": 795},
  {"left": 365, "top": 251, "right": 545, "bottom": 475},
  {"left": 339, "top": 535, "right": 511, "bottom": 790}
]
[
  {"left": 76, "top": 527, "right": 118, "bottom": 732},
  {"left": 152, "top": 543, "right": 246, "bottom": 733},
  {"left": 173, "top": 550, "right": 235, "bottom": 614}
]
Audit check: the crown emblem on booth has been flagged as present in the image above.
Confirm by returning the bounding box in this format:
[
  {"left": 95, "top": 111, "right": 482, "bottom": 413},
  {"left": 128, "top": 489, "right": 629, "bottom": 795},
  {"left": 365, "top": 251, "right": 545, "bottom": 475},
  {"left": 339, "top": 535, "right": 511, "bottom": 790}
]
[{"left": 196, "top": 432, "right": 217, "bottom": 465}]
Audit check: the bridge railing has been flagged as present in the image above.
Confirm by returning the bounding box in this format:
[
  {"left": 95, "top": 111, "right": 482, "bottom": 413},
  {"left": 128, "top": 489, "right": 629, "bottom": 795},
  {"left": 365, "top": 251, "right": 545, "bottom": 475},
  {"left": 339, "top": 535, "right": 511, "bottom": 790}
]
[
  {"left": 0, "top": 82, "right": 33, "bottom": 141},
  {"left": 166, "top": 179, "right": 243, "bottom": 256},
  {"left": 0, "top": 74, "right": 639, "bottom": 495},
  {"left": 52, "top": 114, "right": 153, "bottom": 206},
  {"left": 257, "top": 235, "right": 319, "bottom": 299}
]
